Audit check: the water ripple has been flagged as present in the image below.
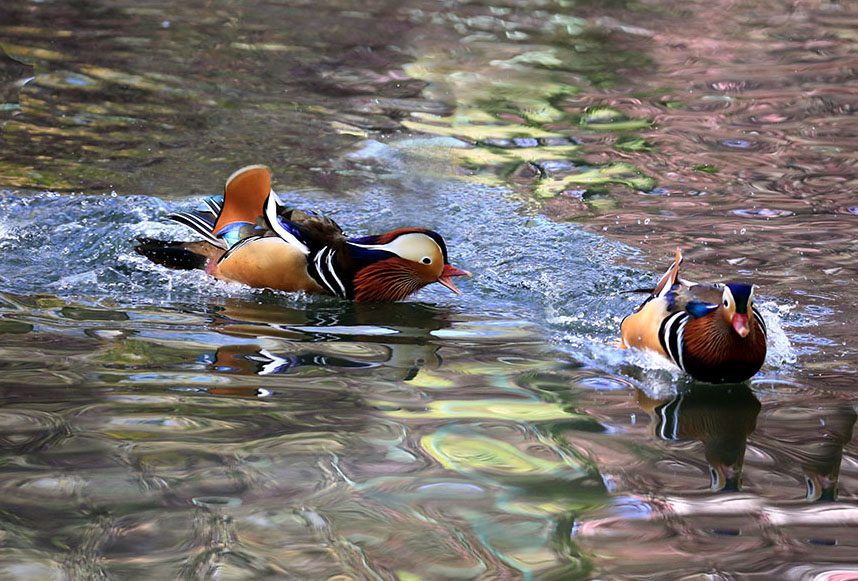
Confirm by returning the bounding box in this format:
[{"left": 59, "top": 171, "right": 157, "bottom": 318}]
[
  {"left": 3, "top": 0, "right": 858, "bottom": 578},
  {"left": 729, "top": 208, "right": 796, "bottom": 218}
]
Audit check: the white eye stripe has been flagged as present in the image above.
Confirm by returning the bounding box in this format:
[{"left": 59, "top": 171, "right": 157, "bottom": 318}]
[
  {"left": 721, "top": 286, "right": 734, "bottom": 309},
  {"left": 350, "top": 233, "right": 442, "bottom": 264}
]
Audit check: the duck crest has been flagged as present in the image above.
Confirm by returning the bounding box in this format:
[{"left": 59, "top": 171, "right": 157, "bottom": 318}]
[
  {"left": 360, "top": 228, "right": 435, "bottom": 246},
  {"left": 349, "top": 228, "right": 451, "bottom": 264},
  {"left": 622, "top": 249, "right": 768, "bottom": 383},
  {"left": 725, "top": 282, "right": 753, "bottom": 313}
]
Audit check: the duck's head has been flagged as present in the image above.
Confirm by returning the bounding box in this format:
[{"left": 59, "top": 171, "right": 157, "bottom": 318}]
[
  {"left": 348, "top": 228, "right": 471, "bottom": 302},
  {"left": 720, "top": 283, "right": 755, "bottom": 338}
]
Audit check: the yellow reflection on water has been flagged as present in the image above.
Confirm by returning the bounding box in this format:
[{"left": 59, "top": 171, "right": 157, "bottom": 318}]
[
  {"left": 381, "top": 398, "right": 571, "bottom": 421},
  {"left": 421, "top": 427, "right": 586, "bottom": 479}
]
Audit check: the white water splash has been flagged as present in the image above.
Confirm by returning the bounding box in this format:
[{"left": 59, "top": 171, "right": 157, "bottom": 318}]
[{"left": 757, "top": 299, "right": 797, "bottom": 369}]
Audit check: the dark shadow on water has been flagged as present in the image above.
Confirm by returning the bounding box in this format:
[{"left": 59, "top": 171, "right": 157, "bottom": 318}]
[
  {"left": 0, "top": 44, "right": 33, "bottom": 134},
  {"left": 756, "top": 398, "right": 856, "bottom": 503},
  {"left": 636, "top": 384, "right": 761, "bottom": 492}
]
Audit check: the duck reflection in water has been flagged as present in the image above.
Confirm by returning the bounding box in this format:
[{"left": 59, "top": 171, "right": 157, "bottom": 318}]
[
  {"left": 0, "top": 46, "right": 34, "bottom": 134},
  {"left": 761, "top": 399, "right": 856, "bottom": 502},
  {"left": 636, "top": 385, "right": 760, "bottom": 492},
  {"left": 201, "top": 298, "right": 452, "bottom": 387}
]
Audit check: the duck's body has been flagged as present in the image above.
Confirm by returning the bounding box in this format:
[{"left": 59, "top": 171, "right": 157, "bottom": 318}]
[
  {"left": 136, "top": 165, "right": 470, "bottom": 301},
  {"left": 621, "top": 249, "right": 767, "bottom": 383}
]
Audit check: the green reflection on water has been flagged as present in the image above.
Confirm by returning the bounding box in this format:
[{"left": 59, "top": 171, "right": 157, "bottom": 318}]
[
  {"left": 1, "top": 0, "right": 656, "bottom": 203},
  {"left": 535, "top": 162, "right": 656, "bottom": 197},
  {"left": 422, "top": 426, "right": 589, "bottom": 479},
  {"left": 381, "top": 398, "right": 574, "bottom": 421}
]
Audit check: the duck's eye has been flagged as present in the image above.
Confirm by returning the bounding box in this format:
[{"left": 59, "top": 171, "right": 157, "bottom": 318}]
[
  {"left": 723, "top": 299, "right": 730, "bottom": 308},
  {"left": 421, "top": 257, "right": 432, "bottom": 265}
]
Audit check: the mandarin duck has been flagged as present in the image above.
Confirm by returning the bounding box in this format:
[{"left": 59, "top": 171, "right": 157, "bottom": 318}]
[
  {"left": 636, "top": 385, "right": 760, "bottom": 491},
  {"left": 621, "top": 249, "right": 767, "bottom": 383},
  {"left": 135, "top": 165, "right": 470, "bottom": 301}
]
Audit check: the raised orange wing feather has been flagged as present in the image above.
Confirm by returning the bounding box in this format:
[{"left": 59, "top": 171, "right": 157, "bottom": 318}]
[
  {"left": 653, "top": 247, "right": 683, "bottom": 298},
  {"left": 212, "top": 165, "right": 272, "bottom": 235}
]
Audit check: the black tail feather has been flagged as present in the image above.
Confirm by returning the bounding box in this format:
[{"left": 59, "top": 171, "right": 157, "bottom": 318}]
[
  {"left": 622, "top": 287, "right": 656, "bottom": 294},
  {"left": 134, "top": 238, "right": 207, "bottom": 271}
]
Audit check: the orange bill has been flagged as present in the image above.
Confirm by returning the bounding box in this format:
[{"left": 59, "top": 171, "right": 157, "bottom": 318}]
[{"left": 437, "top": 264, "right": 471, "bottom": 295}]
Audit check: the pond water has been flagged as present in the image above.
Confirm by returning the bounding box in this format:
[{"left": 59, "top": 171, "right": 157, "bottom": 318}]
[{"left": 1, "top": 0, "right": 857, "bottom": 578}]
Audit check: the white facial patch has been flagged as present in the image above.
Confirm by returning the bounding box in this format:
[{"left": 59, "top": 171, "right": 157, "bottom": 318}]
[
  {"left": 721, "top": 286, "right": 734, "bottom": 310},
  {"left": 352, "top": 233, "right": 442, "bottom": 265}
]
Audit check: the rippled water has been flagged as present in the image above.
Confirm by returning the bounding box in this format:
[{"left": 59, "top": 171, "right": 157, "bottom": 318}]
[{"left": 2, "top": 0, "right": 857, "bottom": 578}]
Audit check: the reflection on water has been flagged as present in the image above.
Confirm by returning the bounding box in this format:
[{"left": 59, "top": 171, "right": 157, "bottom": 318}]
[
  {"left": 759, "top": 400, "right": 856, "bottom": 503},
  {"left": 0, "top": 292, "right": 608, "bottom": 578},
  {"left": 2, "top": 0, "right": 858, "bottom": 578},
  {"left": 207, "top": 300, "right": 451, "bottom": 380},
  {"left": 0, "top": 44, "right": 32, "bottom": 135},
  {"left": 575, "top": 390, "right": 858, "bottom": 578},
  {"left": 637, "top": 385, "right": 761, "bottom": 492}
]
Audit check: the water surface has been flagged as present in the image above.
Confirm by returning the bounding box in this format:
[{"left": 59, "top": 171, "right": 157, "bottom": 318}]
[{"left": 1, "top": 0, "right": 857, "bottom": 578}]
